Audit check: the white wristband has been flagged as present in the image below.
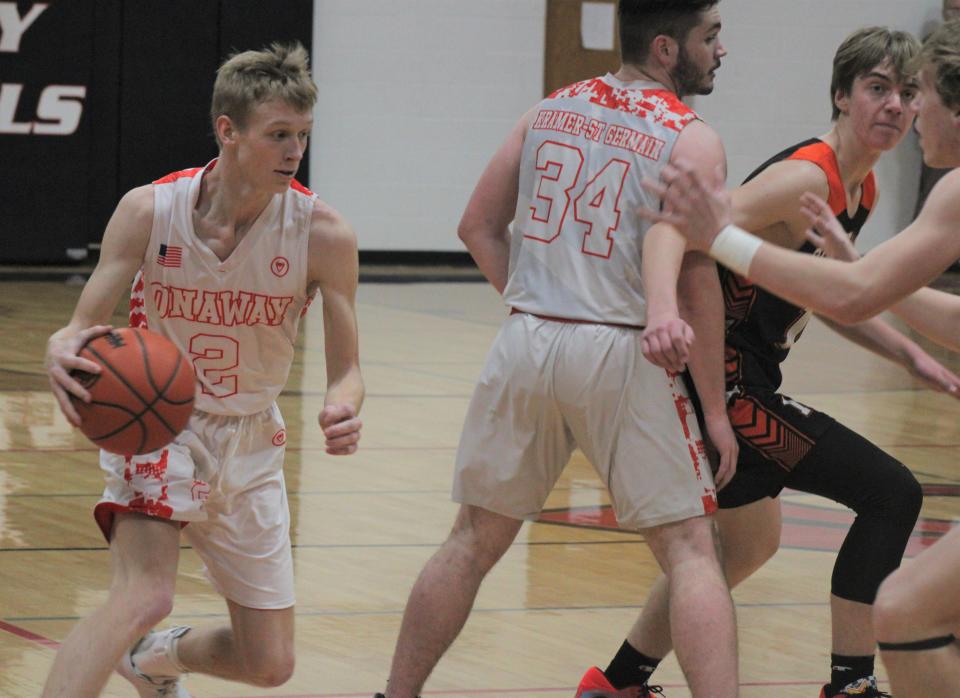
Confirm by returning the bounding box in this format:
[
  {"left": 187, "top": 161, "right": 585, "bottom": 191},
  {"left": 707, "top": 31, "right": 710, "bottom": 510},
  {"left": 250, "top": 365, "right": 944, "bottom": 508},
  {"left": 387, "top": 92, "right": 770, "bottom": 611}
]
[{"left": 708, "top": 224, "right": 762, "bottom": 276}]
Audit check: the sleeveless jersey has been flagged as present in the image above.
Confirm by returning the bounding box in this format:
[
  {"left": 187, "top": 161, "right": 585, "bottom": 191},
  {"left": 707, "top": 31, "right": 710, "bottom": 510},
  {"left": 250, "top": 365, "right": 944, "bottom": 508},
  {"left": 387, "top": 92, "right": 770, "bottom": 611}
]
[
  {"left": 723, "top": 139, "right": 877, "bottom": 389},
  {"left": 502, "top": 74, "right": 699, "bottom": 326},
  {"left": 130, "top": 160, "right": 316, "bottom": 416}
]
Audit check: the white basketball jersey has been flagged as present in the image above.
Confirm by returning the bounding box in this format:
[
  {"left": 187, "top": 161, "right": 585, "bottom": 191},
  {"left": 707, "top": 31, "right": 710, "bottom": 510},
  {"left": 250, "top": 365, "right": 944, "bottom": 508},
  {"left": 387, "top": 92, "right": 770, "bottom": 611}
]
[
  {"left": 130, "top": 160, "right": 315, "bottom": 416},
  {"left": 503, "top": 74, "right": 699, "bottom": 326}
]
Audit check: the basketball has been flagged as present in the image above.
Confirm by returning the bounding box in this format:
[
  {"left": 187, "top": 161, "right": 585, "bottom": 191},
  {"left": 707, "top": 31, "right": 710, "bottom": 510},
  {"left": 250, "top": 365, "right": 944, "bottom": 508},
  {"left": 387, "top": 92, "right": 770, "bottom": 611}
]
[{"left": 69, "top": 327, "right": 196, "bottom": 456}]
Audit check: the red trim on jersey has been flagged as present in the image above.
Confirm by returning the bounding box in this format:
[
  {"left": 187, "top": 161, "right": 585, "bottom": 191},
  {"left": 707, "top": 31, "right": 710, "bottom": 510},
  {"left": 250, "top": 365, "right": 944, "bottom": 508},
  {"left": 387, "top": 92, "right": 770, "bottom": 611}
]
[
  {"left": 861, "top": 170, "right": 877, "bottom": 209},
  {"left": 787, "top": 141, "right": 874, "bottom": 216},
  {"left": 510, "top": 307, "right": 644, "bottom": 330},
  {"left": 153, "top": 166, "right": 205, "bottom": 185},
  {"left": 290, "top": 178, "right": 314, "bottom": 196},
  {"left": 547, "top": 77, "right": 698, "bottom": 132}
]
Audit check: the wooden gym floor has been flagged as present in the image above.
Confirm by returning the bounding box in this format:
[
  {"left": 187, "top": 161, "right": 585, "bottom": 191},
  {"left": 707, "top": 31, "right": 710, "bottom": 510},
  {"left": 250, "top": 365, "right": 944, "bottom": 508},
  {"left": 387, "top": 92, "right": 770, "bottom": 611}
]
[{"left": 1, "top": 275, "right": 959, "bottom": 697}]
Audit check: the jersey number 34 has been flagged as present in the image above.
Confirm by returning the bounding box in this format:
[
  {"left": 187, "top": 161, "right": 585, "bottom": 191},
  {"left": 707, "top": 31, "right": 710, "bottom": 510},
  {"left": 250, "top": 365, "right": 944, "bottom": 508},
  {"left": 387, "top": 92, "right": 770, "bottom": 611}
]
[{"left": 526, "top": 141, "right": 630, "bottom": 259}]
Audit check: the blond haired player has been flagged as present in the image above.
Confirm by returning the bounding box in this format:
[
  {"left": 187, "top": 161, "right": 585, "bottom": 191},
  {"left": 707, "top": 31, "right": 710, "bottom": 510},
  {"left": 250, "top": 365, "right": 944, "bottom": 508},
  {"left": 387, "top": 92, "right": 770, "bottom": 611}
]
[{"left": 42, "top": 43, "right": 363, "bottom": 697}]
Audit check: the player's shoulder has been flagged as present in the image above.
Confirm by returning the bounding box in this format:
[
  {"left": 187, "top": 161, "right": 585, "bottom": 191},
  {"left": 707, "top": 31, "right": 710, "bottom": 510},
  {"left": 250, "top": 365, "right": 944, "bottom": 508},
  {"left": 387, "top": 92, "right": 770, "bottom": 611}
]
[
  {"left": 750, "top": 158, "right": 831, "bottom": 198},
  {"left": 115, "top": 184, "right": 156, "bottom": 227},
  {"left": 309, "top": 199, "right": 357, "bottom": 253},
  {"left": 922, "top": 167, "right": 960, "bottom": 218},
  {"left": 672, "top": 119, "right": 725, "bottom": 169}
]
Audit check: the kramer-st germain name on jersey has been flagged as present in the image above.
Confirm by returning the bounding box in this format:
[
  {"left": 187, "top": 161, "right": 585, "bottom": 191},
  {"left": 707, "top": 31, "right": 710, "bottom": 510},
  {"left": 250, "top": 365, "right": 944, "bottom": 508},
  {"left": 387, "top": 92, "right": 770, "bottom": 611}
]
[
  {"left": 531, "top": 109, "right": 666, "bottom": 161},
  {"left": 150, "top": 282, "right": 294, "bottom": 327}
]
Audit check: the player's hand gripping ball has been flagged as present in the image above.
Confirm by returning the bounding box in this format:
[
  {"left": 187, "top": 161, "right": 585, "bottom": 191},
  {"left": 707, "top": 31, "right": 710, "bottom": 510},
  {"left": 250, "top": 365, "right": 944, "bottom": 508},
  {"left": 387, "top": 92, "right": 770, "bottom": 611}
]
[{"left": 69, "top": 328, "right": 196, "bottom": 455}]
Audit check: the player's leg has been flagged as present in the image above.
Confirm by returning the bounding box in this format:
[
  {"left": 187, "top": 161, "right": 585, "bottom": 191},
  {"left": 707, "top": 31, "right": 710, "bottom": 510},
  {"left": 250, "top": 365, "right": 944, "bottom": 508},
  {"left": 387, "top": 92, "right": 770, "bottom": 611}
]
[
  {"left": 384, "top": 314, "right": 573, "bottom": 698},
  {"left": 384, "top": 504, "right": 524, "bottom": 698},
  {"left": 42, "top": 513, "right": 181, "bottom": 697},
  {"left": 566, "top": 329, "right": 736, "bottom": 697},
  {"left": 782, "top": 416, "right": 922, "bottom": 695},
  {"left": 173, "top": 602, "right": 295, "bottom": 686},
  {"left": 874, "top": 527, "right": 960, "bottom": 697},
  {"left": 643, "top": 515, "right": 738, "bottom": 698},
  {"left": 594, "top": 496, "right": 779, "bottom": 692}
]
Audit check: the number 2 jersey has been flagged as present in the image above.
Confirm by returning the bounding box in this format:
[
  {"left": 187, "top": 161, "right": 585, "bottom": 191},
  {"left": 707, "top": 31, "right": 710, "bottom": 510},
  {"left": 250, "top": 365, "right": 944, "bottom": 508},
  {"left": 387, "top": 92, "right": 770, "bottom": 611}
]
[
  {"left": 723, "top": 138, "right": 877, "bottom": 390},
  {"left": 130, "top": 160, "right": 316, "bottom": 416},
  {"left": 503, "top": 74, "right": 699, "bottom": 326}
]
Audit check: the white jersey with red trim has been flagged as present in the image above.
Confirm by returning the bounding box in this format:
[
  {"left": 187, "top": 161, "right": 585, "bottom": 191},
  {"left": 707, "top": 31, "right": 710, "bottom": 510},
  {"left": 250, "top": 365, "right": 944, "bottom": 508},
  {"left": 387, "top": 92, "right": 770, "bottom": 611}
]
[
  {"left": 503, "top": 74, "right": 699, "bottom": 326},
  {"left": 130, "top": 160, "right": 315, "bottom": 416}
]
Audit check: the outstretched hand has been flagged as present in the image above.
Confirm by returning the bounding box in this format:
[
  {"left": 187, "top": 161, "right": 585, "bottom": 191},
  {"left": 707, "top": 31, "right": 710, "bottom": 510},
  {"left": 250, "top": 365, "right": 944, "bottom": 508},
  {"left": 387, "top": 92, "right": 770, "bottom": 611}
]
[
  {"left": 800, "top": 192, "right": 860, "bottom": 262},
  {"left": 639, "top": 162, "right": 732, "bottom": 251},
  {"left": 909, "top": 349, "right": 960, "bottom": 397},
  {"left": 319, "top": 404, "right": 362, "bottom": 455}
]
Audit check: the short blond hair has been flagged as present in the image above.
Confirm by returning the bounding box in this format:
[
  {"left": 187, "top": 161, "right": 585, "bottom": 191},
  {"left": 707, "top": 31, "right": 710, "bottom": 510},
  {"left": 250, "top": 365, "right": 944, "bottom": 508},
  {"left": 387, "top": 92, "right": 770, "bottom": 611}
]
[
  {"left": 914, "top": 20, "right": 960, "bottom": 110},
  {"left": 830, "top": 27, "right": 920, "bottom": 121},
  {"left": 210, "top": 42, "right": 318, "bottom": 144}
]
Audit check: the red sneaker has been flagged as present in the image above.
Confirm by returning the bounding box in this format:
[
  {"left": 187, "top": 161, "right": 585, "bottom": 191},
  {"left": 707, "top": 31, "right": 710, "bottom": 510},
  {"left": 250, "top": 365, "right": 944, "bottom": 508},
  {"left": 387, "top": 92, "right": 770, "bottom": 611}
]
[
  {"left": 574, "top": 666, "right": 664, "bottom": 698},
  {"left": 819, "top": 677, "right": 890, "bottom": 697}
]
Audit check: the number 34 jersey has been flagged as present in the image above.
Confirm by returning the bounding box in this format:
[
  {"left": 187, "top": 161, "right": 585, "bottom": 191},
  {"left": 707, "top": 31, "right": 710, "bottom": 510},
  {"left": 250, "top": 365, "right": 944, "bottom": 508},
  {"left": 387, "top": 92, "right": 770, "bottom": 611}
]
[
  {"left": 130, "top": 160, "right": 316, "bottom": 417},
  {"left": 503, "top": 73, "right": 699, "bottom": 326}
]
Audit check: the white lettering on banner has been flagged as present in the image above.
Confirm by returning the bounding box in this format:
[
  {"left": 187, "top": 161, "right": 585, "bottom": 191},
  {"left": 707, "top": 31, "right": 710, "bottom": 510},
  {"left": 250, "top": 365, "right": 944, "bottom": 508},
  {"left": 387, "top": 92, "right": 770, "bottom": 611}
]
[
  {"left": 0, "top": 83, "right": 87, "bottom": 135},
  {"left": 0, "top": 3, "right": 48, "bottom": 53},
  {"left": 1, "top": 4, "right": 87, "bottom": 137}
]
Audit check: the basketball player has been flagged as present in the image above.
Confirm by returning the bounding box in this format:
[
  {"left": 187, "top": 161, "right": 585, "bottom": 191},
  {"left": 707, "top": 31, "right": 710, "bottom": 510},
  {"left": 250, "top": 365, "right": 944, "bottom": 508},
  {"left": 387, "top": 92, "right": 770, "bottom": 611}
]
[
  {"left": 375, "top": 3, "right": 739, "bottom": 697},
  {"left": 42, "top": 43, "right": 363, "bottom": 697},
  {"left": 578, "top": 26, "right": 960, "bottom": 698},
  {"left": 642, "top": 20, "right": 960, "bottom": 698}
]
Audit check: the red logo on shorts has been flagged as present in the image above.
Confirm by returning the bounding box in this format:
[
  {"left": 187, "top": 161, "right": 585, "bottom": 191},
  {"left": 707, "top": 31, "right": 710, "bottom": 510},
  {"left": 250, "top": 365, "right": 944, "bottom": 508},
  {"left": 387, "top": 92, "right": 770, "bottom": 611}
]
[
  {"left": 272, "top": 429, "right": 287, "bottom": 446},
  {"left": 191, "top": 479, "right": 211, "bottom": 502},
  {"left": 270, "top": 257, "right": 290, "bottom": 277}
]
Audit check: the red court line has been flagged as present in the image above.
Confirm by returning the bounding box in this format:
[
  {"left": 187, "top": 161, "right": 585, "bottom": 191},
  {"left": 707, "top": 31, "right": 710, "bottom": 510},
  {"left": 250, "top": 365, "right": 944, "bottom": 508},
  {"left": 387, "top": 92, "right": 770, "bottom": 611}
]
[{"left": 0, "top": 619, "right": 60, "bottom": 649}]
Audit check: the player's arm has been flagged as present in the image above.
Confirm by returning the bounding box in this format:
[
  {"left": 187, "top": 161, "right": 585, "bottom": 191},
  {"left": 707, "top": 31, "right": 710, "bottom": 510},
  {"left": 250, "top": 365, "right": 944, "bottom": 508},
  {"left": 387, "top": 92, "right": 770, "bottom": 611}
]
[
  {"left": 818, "top": 315, "right": 960, "bottom": 395},
  {"left": 457, "top": 111, "right": 532, "bottom": 294},
  {"left": 308, "top": 202, "right": 364, "bottom": 455},
  {"left": 641, "top": 120, "right": 727, "bottom": 371},
  {"left": 803, "top": 191, "right": 960, "bottom": 394},
  {"left": 45, "top": 185, "right": 154, "bottom": 425},
  {"left": 644, "top": 165, "right": 960, "bottom": 323},
  {"left": 730, "top": 160, "right": 830, "bottom": 247},
  {"left": 890, "top": 287, "right": 960, "bottom": 354},
  {"left": 668, "top": 121, "right": 738, "bottom": 487},
  {"left": 641, "top": 223, "right": 693, "bottom": 371}
]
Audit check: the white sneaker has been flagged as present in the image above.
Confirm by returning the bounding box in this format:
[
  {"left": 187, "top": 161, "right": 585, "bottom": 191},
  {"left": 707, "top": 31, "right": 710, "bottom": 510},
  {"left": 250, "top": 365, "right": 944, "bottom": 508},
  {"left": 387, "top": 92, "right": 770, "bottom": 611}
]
[{"left": 117, "top": 627, "right": 192, "bottom": 698}]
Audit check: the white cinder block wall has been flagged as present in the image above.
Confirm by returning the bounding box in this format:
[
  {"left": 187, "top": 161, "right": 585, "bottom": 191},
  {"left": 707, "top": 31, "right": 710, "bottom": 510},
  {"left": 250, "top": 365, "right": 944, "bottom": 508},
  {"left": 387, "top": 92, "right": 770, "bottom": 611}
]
[
  {"left": 311, "top": 0, "right": 546, "bottom": 251},
  {"left": 312, "top": 0, "right": 941, "bottom": 252}
]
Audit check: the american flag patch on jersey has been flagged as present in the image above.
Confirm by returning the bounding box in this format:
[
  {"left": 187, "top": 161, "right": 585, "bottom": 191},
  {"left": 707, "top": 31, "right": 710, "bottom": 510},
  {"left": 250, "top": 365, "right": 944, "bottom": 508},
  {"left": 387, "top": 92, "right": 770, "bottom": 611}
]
[{"left": 157, "top": 244, "right": 182, "bottom": 268}]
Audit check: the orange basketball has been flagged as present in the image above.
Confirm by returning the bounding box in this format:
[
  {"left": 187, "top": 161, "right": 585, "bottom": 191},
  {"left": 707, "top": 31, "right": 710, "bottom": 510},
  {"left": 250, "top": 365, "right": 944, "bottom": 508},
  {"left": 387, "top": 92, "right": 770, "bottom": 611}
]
[{"left": 69, "top": 328, "right": 196, "bottom": 455}]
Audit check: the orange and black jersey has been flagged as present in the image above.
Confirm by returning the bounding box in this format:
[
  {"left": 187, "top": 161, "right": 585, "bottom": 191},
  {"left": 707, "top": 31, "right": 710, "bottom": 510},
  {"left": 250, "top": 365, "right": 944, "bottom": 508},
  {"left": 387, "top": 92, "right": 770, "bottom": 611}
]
[{"left": 722, "top": 138, "right": 877, "bottom": 390}]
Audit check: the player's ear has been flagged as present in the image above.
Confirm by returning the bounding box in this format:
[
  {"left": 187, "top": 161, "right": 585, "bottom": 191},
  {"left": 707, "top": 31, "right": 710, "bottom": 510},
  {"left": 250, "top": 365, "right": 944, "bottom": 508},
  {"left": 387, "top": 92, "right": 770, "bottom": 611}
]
[
  {"left": 834, "top": 89, "right": 850, "bottom": 116},
  {"left": 652, "top": 34, "right": 676, "bottom": 65},
  {"left": 215, "top": 114, "right": 238, "bottom": 146}
]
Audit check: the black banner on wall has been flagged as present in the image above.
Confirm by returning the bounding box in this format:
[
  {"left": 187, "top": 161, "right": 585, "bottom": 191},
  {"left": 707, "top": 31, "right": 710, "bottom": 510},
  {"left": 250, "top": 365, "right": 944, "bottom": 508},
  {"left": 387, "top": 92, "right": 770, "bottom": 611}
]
[{"left": 0, "top": 0, "right": 313, "bottom": 264}]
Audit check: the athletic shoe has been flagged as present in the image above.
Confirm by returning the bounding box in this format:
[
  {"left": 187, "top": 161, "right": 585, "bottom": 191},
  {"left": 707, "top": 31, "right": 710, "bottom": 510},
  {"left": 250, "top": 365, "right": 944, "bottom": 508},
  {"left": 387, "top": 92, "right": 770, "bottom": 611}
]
[
  {"left": 575, "top": 666, "right": 664, "bottom": 697},
  {"left": 117, "top": 627, "right": 192, "bottom": 698},
  {"left": 819, "top": 676, "right": 890, "bottom": 697}
]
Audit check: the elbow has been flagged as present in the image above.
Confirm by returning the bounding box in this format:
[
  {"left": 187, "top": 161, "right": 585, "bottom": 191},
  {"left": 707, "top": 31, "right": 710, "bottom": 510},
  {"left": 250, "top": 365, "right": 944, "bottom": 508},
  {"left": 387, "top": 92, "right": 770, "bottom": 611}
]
[
  {"left": 827, "top": 293, "right": 877, "bottom": 325},
  {"left": 457, "top": 219, "right": 478, "bottom": 246}
]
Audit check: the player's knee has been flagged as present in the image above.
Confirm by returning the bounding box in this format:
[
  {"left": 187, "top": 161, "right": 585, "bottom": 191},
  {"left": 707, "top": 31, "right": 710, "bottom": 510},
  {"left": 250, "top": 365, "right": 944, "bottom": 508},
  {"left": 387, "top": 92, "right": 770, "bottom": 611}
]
[
  {"left": 724, "top": 523, "right": 779, "bottom": 584},
  {"left": 242, "top": 648, "right": 295, "bottom": 687},
  {"left": 873, "top": 569, "right": 914, "bottom": 638},
  {"left": 110, "top": 581, "right": 175, "bottom": 633},
  {"left": 881, "top": 462, "right": 923, "bottom": 524},
  {"left": 448, "top": 506, "right": 518, "bottom": 572},
  {"left": 862, "top": 458, "right": 923, "bottom": 526}
]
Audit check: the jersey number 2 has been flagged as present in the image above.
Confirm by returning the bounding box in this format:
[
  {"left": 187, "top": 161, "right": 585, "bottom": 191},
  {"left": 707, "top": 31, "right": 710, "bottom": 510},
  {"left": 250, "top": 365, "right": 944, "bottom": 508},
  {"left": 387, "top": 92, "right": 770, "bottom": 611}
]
[
  {"left": 526, "top": 141, "right": 630, "bottom": 258},
  {"left": 189, "top": 334, "right": 239, "bottom": 398}
]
